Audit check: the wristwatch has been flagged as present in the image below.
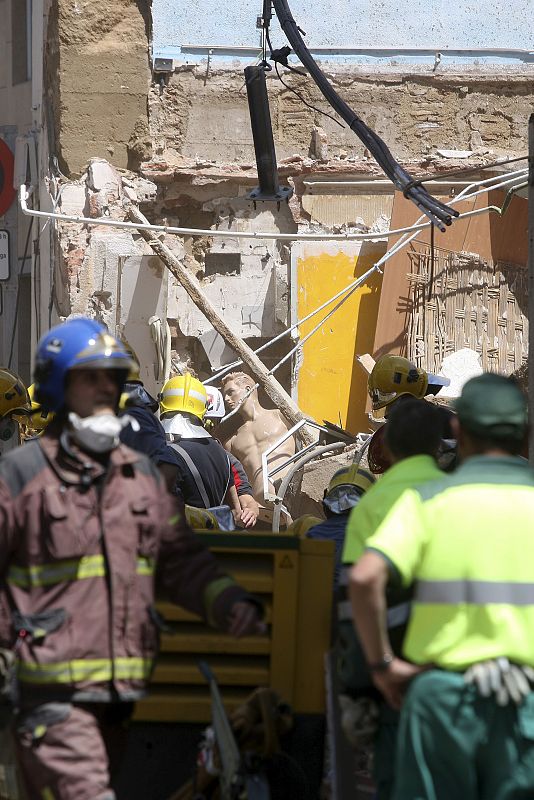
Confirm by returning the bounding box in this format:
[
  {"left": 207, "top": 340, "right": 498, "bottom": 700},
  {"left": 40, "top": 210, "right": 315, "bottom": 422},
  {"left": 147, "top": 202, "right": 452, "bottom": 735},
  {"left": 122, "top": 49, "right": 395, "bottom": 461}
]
[{"left": 368, "top": 653, "right": 394, "bottom": 672}]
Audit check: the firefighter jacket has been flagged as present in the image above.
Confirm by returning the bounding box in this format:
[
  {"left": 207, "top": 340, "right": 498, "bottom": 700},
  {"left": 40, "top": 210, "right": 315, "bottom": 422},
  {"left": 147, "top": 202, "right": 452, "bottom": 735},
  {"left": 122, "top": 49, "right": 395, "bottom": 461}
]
[{"left": 0, "top": 428, "right": 253, "bottom": 705}]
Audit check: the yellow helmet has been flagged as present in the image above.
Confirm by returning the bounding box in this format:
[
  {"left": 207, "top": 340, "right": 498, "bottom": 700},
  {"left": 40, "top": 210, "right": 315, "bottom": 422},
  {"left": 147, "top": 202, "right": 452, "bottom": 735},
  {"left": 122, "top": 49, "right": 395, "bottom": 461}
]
[
  {"left": 159, "top": 374, "right": 208, "bottom": 420},
  {"left": 323, "top": 465, "right": 375, "bottom": 514},
  {"left": 326, "top": 465, "right": 375, "bottom": 497},
  {"left": 0, "top": 369, "right": 31, "bottom": 418},
  {"left": 368, "top": 355, "right": 428, "bottom": 411},
  {"left": 121, "top": 340, "right": 141, "bottom": 383},
  {"left": 12, "top": 384, "right": 55, "bottom": 440},
  {"left": 286, "top": 515, "right": 323, "bottom": 538}
]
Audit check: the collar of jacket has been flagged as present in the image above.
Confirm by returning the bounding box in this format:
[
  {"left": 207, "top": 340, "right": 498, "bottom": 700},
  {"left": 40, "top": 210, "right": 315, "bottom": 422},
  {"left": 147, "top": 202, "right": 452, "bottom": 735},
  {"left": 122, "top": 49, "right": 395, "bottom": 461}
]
[{"left": 40, "top": 423, "right": 140, "bottom": 485}]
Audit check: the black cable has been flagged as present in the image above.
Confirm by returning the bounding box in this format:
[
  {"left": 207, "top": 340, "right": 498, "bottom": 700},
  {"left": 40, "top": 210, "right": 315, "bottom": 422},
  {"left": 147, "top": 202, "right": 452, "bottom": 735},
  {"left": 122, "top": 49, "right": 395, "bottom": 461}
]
[
  {"left": 264, "top": 11, "right": 345, "bottom": 129},
  {"left": 8, "top": 219, "right": 33, "bottom": 370},
  {"left": 274, "top": 63, "right": 345, "bottom": 129},
  {"left": 271, "top": 0, "right": 459, "bottom": 230}
]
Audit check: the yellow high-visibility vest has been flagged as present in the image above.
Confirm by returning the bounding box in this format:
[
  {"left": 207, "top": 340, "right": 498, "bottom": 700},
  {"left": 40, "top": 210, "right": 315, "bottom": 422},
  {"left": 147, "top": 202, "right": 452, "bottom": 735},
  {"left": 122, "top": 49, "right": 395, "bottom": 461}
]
[{"left": 367, "top": 456, "right": 534, "bottom": 670}]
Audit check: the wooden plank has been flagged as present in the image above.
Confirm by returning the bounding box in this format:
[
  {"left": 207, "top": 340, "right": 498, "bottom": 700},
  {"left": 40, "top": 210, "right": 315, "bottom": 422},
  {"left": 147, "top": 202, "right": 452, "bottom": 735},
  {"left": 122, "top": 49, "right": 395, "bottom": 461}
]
[
  {"left": 159, "top": 630, "right": 271, "bottom": 656},
  {"left": 134, "top": 688, "right": 251, "bottom": 724},
  {"left": 128, "top": 204, "right": 315, "bottom": 446},
  {"left": 156, "top": 601, "right": 273, "bottom": 624},
  {"left": 151, "top": 656, "right": 270, "bottom": 686}
]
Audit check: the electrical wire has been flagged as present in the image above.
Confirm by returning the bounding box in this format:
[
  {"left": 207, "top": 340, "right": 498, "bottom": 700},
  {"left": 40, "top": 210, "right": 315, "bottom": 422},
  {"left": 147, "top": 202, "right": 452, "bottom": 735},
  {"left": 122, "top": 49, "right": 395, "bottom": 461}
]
[
  {"left": 270, "top": 0, "right": 458, "bottom": 230},
  {"left": 206, "top": 163, "right": 524, "bottom": 386},
  {"left": 265, "top": 23, "right": 345, "bottom": 129},
  {"left": 274, "top": 62, "right": 345, "bottom": 129}
]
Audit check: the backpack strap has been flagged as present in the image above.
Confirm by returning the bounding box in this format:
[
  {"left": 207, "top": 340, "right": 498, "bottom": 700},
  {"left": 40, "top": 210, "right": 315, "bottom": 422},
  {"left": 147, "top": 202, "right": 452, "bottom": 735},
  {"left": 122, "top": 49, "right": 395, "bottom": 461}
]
[
  {"left": 221, "top": 453, "right": 231, "bottom": 506},
  {"left": 168, "top": 442, "right": 211, "bottom": 509}
]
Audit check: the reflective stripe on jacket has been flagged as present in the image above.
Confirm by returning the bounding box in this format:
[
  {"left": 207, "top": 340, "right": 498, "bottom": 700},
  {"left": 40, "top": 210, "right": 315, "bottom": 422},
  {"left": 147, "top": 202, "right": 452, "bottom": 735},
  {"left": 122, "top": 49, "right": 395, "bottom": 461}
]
[{"left": 0, "top": 429, "right": 249, "bottom": 703}]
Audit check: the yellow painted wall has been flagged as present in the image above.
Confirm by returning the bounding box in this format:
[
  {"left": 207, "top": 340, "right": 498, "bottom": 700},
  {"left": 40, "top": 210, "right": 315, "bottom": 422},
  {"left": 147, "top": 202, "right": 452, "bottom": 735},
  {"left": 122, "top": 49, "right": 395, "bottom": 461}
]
[{"left": 295, "top": 242, "right": 385, "bottom": 434}]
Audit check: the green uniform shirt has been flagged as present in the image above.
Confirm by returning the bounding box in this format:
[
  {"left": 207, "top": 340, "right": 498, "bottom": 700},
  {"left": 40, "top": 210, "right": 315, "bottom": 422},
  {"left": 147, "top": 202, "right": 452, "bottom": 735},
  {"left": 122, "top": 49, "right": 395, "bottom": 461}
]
[
  {"left": 342, "top": 454, "right": 442, "bottom": 564},
  {"left": 367, "top": 456, "right": 534, "bottom": 670}
]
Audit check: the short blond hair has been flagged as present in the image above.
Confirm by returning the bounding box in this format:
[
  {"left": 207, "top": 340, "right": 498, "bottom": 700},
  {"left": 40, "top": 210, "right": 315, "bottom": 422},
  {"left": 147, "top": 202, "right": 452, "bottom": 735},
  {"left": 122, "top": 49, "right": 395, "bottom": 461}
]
[{"left": 221, "top": 372, "right": 255, "bottom": 390}]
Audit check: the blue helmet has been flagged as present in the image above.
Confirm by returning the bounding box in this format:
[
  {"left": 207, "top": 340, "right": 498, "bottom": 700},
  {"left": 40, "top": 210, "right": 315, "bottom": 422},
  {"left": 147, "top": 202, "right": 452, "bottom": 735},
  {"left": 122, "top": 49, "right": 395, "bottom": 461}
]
[{"left": 33, "top": 318, "right": 135, "bottom": 411}]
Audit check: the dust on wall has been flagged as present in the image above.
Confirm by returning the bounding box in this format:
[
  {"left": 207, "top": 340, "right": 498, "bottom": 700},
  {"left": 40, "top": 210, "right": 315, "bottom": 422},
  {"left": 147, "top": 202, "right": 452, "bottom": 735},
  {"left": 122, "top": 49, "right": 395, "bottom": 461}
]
[
  {"left": 46, "top": 0, "right": 152, "bottom": 177},
  {"left": 149, "top": 66, "right": 534, "bottom": 166}
]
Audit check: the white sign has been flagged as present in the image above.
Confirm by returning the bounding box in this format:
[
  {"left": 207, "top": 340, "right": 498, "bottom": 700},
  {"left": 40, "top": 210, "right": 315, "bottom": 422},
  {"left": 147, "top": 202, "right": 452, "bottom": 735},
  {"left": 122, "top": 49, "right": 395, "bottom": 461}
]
[{"left": 0, "top": 230, "right": 9, "bottom": 280}]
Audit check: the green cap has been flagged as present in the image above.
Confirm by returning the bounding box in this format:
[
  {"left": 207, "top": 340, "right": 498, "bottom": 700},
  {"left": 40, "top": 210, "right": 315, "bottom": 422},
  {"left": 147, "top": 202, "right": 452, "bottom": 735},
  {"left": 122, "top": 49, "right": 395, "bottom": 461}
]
[{"left": 454, "top": 372, "right": 527, "bottom": 440}]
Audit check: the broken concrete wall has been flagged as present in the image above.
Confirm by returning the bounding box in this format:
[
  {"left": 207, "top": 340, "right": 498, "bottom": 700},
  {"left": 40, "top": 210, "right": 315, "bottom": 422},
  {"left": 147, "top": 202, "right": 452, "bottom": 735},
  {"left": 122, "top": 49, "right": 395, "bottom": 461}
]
[
  {"left": 56, "top": 159, "right": 170, "bottom": 395},
  {"left": 149, "top": 68, "right": 534, "bottom": 166},
  {"left": 53, "top": 156, "right": 298, "bottom": 394},
  {"left": 46, "top": 0, "right": 152, "bottom": 177}
]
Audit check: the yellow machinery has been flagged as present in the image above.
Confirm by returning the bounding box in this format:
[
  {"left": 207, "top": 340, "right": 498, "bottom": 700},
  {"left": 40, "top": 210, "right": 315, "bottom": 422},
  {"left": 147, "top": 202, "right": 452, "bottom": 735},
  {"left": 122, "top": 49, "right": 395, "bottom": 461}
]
[{"left": 135, "top": 532, "right": 335, "bottom": 723}]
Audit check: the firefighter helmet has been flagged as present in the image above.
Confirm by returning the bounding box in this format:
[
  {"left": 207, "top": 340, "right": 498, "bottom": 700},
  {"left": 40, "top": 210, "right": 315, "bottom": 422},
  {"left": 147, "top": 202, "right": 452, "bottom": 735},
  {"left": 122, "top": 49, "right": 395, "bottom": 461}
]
[
  {"left": 159, "top": 374, "right": 208, "bottom": 421},
  {"left": 326, "top": 465, "right": 374, "bottom": 497},
  {"left": 323, "top": 464, "right": 375, "bottom": 513},
  {"left": 33, "top": 318, "right": 135, "bottom": 412},
  {"left": 12, "top": 383, "right": 55, "bottom": 440},
  {"left": 368, "top": 355, "right": 428, "bottom": 411},
  {"left": 0, "top": 369, "right": 31, "bottom": 419},
  {"left": 120, "top": 339, "right": 141, "bottom": 383}
]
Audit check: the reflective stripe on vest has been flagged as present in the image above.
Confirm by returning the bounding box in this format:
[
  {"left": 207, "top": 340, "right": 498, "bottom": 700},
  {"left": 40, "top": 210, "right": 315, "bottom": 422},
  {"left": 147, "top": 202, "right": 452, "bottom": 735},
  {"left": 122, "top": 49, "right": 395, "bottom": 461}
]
[
  {"left": 17, "top": 656, "right": 153, "bottom": 684},
  {"left": 8, "top": 555, "right": 154, "bottom": 589},
  {"left": 416, "top": 579, "right": 534, "bottom": 606}
]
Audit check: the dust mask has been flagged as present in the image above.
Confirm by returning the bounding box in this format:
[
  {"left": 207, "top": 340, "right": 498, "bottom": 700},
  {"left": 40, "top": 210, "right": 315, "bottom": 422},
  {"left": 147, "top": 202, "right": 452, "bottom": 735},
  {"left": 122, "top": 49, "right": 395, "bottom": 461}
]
[{"left": 69, "top": 412, "right": 139, "bottom": 454}]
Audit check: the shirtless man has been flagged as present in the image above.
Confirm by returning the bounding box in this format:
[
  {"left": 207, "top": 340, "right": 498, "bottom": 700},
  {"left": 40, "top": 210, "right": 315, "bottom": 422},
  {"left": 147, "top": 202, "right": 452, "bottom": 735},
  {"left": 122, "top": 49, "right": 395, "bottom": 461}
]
[{"left": 220, "top": 372, "right": 296, "bottom": 503}]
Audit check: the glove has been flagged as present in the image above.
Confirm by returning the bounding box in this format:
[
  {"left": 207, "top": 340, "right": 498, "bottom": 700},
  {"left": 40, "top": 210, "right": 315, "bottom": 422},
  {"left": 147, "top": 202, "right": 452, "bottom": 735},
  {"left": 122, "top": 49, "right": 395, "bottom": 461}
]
[{"left": 464, "top": 658, "right": 534, "bottom": 706}]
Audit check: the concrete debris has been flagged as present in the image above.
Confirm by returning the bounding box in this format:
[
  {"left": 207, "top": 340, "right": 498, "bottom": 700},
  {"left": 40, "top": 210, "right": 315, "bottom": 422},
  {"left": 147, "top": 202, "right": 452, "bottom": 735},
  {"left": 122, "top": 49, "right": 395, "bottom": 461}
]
[
  {"left": 59, "top": 183, "right": 86, "bottom": 215},
  {"left": 368, "top": 214, "right": 391, "bottom": 235},
  {"left": 439, "top": 348, "right": 483, "bottom": 398},
  {"left": 286, "top": 445, "right": 361, "bottom": 519},
  {"left": 309, "top": 127, "right": 329, "bottom": 162},
  {"left": 87, "top": 159, "right": 122, "bottom": 195},
  {"left": 123, "top": 186, "right": 138, "bottom": 203},
  {"left": 436, "top": 149, "right": 474, "bottom": 158}
]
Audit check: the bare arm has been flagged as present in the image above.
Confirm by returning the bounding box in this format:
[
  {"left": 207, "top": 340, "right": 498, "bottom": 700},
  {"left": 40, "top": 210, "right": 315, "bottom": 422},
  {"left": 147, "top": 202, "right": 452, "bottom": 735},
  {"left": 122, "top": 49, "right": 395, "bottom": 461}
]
[
  {"left": 350, "top": 551, "right": 423, "bottom": 709},
  {"left": 237, "top": 493, "right": 259, "bottom": 528},
  {"left": 225, "top": 484, "right": 242, "bottom": 522}
]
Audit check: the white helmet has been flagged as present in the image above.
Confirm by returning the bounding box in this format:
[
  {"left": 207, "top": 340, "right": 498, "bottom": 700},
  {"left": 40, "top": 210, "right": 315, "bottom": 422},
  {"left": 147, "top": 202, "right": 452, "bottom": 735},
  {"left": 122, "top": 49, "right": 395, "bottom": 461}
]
[{"left": 204, "top": 385, "right": 226, "bottom": 419}]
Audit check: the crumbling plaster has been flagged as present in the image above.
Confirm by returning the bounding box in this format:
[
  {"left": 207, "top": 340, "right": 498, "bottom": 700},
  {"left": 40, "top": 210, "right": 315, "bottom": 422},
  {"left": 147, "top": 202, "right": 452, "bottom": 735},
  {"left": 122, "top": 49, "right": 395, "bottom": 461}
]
[
  {"left": 46, "top": 0, "right": 152, "bottom": 176},
  {"left": 47, "top": 2, "right": 534, "bottom": 398},
  {"left": 149, "top": 67, "right": 534, "bottom": 165}
]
